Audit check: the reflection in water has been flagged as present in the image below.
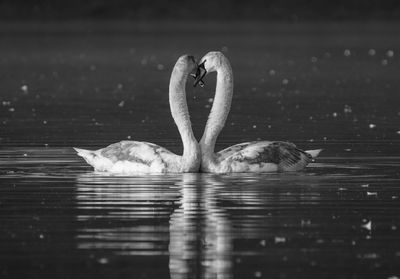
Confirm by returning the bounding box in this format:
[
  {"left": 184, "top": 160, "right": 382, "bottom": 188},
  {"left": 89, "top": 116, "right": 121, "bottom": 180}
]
[
  {"left": 169, "top": 175, "right": 232, "bottom": 279},
  {"left": 74, "top": 172, "right": 338, "bottom": 278},
  {"left": 72, "top": 159, "right": 400, "bottom": 278},
  {"left": 76, "top": 174, "right": 180, "bottom": 256},
  {"left": 75, "top": 174, "right": 234, "bottom": 278}
]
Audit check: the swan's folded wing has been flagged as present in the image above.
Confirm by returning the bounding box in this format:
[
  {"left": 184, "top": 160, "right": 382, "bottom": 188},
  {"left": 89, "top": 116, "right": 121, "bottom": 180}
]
[
  {"left": 228, "top": 141, "right": 313, "bottom": 171},
  {"left": 216, "top": 142, "right": 253, "bottom": 161},
  {"left": 100, "top": 141, "right": 179, "bottom": 171}
]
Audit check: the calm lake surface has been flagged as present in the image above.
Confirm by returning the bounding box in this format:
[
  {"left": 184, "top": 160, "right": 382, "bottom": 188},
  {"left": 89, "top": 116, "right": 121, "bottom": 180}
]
[{"left": 1, "top": 22, "right": 400, "bottom": 278}]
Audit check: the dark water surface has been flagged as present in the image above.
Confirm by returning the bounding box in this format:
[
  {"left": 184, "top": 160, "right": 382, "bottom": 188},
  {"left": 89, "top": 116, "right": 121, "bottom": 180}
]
[{"left": 1, "top": 22, "right": 400, "bottom": 278}]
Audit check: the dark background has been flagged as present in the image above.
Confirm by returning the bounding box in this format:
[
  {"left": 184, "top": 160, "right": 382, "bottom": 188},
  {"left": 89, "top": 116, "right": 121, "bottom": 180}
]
[{"left": 0, "top": 0, "right": 400, "bottom": 21}]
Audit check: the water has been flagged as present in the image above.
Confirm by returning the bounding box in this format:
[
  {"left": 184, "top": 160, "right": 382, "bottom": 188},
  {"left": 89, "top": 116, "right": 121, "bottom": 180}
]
[{"left": 1, "top": 22, "right": 400, "bottom": 278}]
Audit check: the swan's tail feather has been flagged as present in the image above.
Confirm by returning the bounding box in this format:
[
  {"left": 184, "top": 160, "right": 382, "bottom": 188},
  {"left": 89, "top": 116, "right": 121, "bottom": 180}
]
[
  {"left": 73, "top": 147, "right": 97, "bottom": 166},
  {"left": 305, "top": 149, "right": 323, "bottom": 159}
]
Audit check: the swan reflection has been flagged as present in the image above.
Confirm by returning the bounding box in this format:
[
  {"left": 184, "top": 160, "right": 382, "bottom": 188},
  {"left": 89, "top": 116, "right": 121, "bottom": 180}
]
[
  {"left": 75, "top": 173, "right": 234, "bottom": 277},
  {"left": 169, "top": 174, "right": 233, "bottom": 279},
  {"left": 76, "top": 174, "right": 181, "bottom": 255},
  {"left": 75, "top": 172, "right": 324, "bottom": 278}
]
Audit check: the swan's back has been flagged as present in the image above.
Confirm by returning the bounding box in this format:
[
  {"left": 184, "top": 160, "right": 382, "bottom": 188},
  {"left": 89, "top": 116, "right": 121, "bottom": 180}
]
[
  {"left": 207, "top": 141, "right": 320, "bottom": 173},
  {"left": 75, "top": 141, "right": 181, "bottom": 174}
]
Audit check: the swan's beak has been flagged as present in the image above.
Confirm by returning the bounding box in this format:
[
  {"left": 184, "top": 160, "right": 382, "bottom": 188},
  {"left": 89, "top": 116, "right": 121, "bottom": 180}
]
[{"left": 192, "top": 61, "right": 207, "bottom": 87}]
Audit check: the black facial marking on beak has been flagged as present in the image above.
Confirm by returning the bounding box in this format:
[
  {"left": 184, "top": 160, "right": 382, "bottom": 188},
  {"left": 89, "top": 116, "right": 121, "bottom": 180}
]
[{"left": 192, "top": 60, "right": 207, "bottom": 88}]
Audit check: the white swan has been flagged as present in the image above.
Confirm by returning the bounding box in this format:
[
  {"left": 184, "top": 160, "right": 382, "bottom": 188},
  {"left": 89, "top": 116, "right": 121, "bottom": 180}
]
[
  {"left": 74, "top": 55, "right": 201, "bottom": 174},
  {"left": 193, "top": 51, "right": 321, "bottom": 173}
]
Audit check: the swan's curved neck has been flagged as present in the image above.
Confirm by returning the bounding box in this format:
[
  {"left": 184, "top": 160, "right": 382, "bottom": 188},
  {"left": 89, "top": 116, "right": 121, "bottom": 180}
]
[
  {"left": 169, "top": 67, "right": 199, "bottom": 169},
  {"left": 200, "top": 57, "right": 233, "bottom": 161}
]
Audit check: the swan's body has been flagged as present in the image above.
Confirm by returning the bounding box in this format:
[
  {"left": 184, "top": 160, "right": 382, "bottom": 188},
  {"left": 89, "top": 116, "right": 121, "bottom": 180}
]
[
  {"left": 74, "top": 55, "right": 200, "bottom": 174},
  {"left": 202, "top": 141, "right": 321, "bottom": 173},
  {"left": 194, "top": 51, "right": 321, "bottom": 173}
]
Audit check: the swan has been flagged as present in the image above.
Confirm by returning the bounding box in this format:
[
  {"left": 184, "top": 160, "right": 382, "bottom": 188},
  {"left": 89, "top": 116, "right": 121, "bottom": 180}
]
[
  {"left": 74, "top": 54, "right": 201, "bottom": 174},
  {"left": 193, "top": 51, "right": 321, "bottom": 173}
]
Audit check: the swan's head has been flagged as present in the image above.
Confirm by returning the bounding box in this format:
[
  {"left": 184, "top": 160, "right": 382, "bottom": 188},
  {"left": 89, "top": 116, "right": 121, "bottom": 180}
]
[
  {"left": 193, "top": 51, "right": 227, "bottom": 87},
  {"left": 174, "top": 54, "right": 197, "bottom": 75}
]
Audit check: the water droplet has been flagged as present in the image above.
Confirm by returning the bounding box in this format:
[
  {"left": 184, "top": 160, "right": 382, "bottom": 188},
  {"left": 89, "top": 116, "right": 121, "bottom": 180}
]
[
  {"left": 98, "top": 258, "right": 109, "bottom": 264},
  {"left": 361, "top": 220, "right": 372, "bottom": 231},
  {"left": 386, "top": 50, "right": 394, "bottom": 58},
  {"left": 311, "top": 56, "right": 318, "bottom": 63},
  {"left": 369, "top": 124, "right": 376, "bottom": 129},
  {"left": 344, "top": 49, "right": 351, "bottom": 56},
  {"left": 21, "top": 84, "right": 28, "bottom": 93},
  {"left": 344, "top": 105, "right": 352, "bottom": 113},
  {"left": 382, "top": 59, "right": 388, "bottom": 66},
  {"left": 118, "top": 101, "right": 125, "bottom": 107},
  {"left": 269, "top": 69, "right": 276, "bottom": 76},
  {"left": 274, "top": 236, "right": 286, "bottom": 244},
  {"left": 368, "top": 49, "right": 376, "bottom": 56},
  {"left": 282, "top": 78, "right": 289, "bottom": 85},
  {"left": 157, "top": 64, "right": 164, "bottom": 70},
  {"left": 254, "top": 271, "right": 262, "bottom": 278}
]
